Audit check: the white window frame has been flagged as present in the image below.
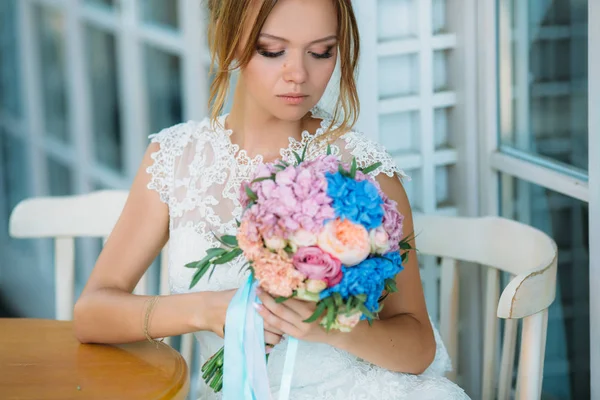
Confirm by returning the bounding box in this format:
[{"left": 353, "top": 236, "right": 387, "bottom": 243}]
[{"left": 479, "top": 0, "right": 598, "bottom": 397}]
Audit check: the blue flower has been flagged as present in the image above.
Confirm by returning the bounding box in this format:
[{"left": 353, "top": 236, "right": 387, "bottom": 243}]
[
  {"left": 320, "top": 253, "right": 404, "bottom": 314},
  {"left": 325, "top": 172, "right": 384, "bottom": 230}
]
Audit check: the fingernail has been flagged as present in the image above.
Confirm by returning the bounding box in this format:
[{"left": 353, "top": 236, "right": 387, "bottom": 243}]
[
  {"left": 253, "top": 303, "right": 262, "bottom": 312},
  {"left": 256, "top": 287, "right": 263, "bottom": 295},
  {"left": 266, "top": 347, "right": 273, "bottom": 354}
]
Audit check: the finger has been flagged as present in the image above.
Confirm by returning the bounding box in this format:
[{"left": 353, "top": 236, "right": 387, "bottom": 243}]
[
  {"left": 263, "top": 330, "right": 282, "bottom": 346},
  {"left": 264, "top": 321, "right": 284, "bottom": 336},
  {"left": 255, "top": 303, "right": 301, "bottom": 337},
  {"left": 281, "top": 298, "right": 318, "bottom": 321},
  {"left": 258, "top": 291, "right": 304, "bottom": 322}
]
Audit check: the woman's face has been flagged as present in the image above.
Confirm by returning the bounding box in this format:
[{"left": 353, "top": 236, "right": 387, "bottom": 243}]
[{"left": 241, "top": 0, "right": 338, "bottom": 121}]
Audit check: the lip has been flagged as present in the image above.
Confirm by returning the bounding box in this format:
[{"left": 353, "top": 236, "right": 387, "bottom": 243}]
[{"left": 277, "top": 93, "right": 308, "bottom": 105}]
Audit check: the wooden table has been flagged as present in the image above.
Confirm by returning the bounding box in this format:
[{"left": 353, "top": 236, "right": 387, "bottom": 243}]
[{"left": 0, "top": 318, "right": 189, "bottom": 399}]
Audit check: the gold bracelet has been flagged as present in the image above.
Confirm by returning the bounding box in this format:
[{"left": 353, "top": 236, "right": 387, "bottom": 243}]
[{"left": 143, "top": 296, "right": 163, "bottom": 346}]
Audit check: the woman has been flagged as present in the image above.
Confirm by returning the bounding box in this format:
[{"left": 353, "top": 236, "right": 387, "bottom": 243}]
[{"left": 74, "top": 0, "right": 469, "bottom": 398}]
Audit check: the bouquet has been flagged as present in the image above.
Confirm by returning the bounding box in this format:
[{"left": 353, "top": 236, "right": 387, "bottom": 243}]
[{"left": 186, "top": 144, "right": 414, "bottom": 397}]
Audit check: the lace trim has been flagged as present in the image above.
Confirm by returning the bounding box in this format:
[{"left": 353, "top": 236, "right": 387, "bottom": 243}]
[
  {"left": 146, "top": 122, "right": 194, "bottom": 204},
  {"left": 342, "top": 130, "right": 411, "bottom": 181}
]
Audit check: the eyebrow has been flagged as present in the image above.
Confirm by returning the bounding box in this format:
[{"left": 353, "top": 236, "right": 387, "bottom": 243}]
[{"left": 259, "top": 33, "right": 338, "bottom": 45}]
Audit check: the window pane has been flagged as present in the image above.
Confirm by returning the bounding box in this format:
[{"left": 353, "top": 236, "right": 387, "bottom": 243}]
[
  {"left": 498, "top": 0, "right": 588, "bottom": 172},
  {"left": 86, "top": 26, "right": 123, "bottom": 172},
  {"left": 144, "top": 46, "right": 182, "bottom": 133},
  {"left": 0, "top": 0, "right": 22, "bottom": 118},
  {"left": 86, "top": 0, "right": 115, "bottom": 8},
  {"left": 501, "top": 175, "right": 590, "bottom": 400},
  {"left": 47, "top": 156, "right": 73, "bottom": 196},
  {"left": 35, "top": 5, "right": 70, "bottom": 143},
  {"left": 140, "top": 0, "right": 179, "bottom": 30}
]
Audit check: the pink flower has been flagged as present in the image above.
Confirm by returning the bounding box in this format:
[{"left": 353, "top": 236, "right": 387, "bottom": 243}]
[
  {"left": 292, "top": 246, "right": 342, "bottom": 287},
  {"left": 369, "top": 226, "right": 391, "bottom": 254},
  {"left": 333, "top": 310, "right": 362, "bottom": 332},
  {"left": 254, "top": 251, "right": 305, "bottom": 297},
  {"left": 317, "top": 219, "right": 371, "bottom": 266},
  {"left": 237, "top": 220, "right": 264, "bottom": 261},
  {"left": 382, "top": 200, "right": 404, "bottom": 252}
]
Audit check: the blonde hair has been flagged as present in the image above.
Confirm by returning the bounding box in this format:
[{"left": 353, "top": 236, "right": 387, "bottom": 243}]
[{"left": 206, "top": 0, "right": 360, "bottom": 142}]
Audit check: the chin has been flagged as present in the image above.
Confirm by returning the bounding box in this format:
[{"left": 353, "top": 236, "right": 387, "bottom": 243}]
[{"left": 271, "top": 106, "right": 315, "bottom": 122}]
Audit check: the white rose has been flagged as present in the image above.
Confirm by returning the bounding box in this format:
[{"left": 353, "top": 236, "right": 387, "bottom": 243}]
[
  {"left": 289, "top": 229, "right": 318, "bottom": 248},
  {"left": 305, "top": 279, "right": 328, "bottom": 293},
  {"left": 369, "top": 227, "right": 391, "bottom": 254},
  {"left": 264, "top": 236, "right": 286, "bottom": 251}
]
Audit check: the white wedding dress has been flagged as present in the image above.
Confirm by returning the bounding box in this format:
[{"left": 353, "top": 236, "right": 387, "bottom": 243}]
[{"left": 146, "top": 113, "right": 470, "bottom": 399}]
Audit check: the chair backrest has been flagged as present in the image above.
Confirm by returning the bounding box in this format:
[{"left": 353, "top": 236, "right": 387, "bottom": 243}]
[
  {"left": 413, "top": 213, "right": 558, "bottom": 400},
  {"left": 8, "top": 190, "right": 195, "bottom": 366}
]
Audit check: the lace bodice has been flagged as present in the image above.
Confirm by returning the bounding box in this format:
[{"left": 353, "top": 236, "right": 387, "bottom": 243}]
[{"left": 146, "top": 115, "right": 469, "bottom": 399}]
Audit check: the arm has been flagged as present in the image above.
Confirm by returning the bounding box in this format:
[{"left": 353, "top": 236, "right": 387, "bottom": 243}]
[
  {"left": 73, "top": 143, "right": 232, "bottom": 344},
  {"left": 326, "top": 174, "right": 436, "bottom": 373},
  {"left": 256, "top": 174, "right": 436, "bottom": 374}
]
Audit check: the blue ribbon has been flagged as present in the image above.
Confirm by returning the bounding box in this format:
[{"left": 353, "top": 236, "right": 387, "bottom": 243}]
[{"left": 223, "top": 276, "right": 299, "bottom": 400}]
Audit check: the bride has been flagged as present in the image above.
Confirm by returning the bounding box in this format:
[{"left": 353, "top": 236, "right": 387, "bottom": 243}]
[{"left": 73, "top": 0, "right": 469, "bottom": 398}]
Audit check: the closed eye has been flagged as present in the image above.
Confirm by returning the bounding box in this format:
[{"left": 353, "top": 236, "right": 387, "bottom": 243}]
[
  {"left": 310, "top": 47, "right": 334, "bottom": 59},
  {"left": 257, "top": 49, "right": 285, "bottom": 58}
]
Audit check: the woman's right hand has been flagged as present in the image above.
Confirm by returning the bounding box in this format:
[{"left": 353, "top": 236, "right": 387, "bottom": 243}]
[{"left": 205, "top": 289, "right": 283, "bottom": 352}]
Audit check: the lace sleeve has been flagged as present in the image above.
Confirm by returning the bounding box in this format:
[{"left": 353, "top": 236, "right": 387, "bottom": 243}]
[
  {"left": 339, "top": 131, "right": 411, "bottom": 181},
  {"left": 146, "top": 122, "right": 192, "bottom": 204}
]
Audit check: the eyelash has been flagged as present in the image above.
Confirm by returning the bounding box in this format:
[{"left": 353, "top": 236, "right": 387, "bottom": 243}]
[{"left": 257, "top": 47, "right": 334, "bottom": 60}]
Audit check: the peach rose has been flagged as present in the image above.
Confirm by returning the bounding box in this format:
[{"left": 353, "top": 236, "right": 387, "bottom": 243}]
[{"left": 317, "top": 219, "right": 370, "bottom": 266}]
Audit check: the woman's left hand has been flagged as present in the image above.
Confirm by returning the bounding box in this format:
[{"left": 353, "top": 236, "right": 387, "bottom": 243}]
[{"left": 255, "top": 287, "right": 333, "bottom": 344}]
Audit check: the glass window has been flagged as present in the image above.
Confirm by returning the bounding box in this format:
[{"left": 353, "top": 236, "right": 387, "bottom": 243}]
[
  {"left": 47, "top": 156, "right": 73, "bottom": 196},
  {"left": 498, "top": 0, "right": 588, "bottom": 173},
  {"left": 34, "top": 5, "right": 70, "bottom": 144},
  {"left": 501, "top": 174, "right": 590, "bottom": 400},
  {"left": 0, "top": 0, "right": 22, "bottom": 118},
  {"left": 144, "top": 45, "right": 182, "bottom": 134},
  {"left": 86, "top": 25, "right": 123, "bottom": 172},
  {"left": 140, "top": 0, "right": 179, "bottom": 30},
  {"left": 86, "top": 0, "right": 115, "bottom": 9}
]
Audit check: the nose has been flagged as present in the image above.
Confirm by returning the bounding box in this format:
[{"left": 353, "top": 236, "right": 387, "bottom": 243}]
[{"left": 282, "top": 53, "right": 308, "bottom": 85}]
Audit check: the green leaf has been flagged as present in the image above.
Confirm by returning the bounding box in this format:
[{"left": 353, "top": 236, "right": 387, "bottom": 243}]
[
  {"left": 208, "top": 264, "right": 218, "bottom": 281},
  {"left": 303, "top": 300, "right": 327, "bottom": 323},
  {"left": 367, "top": 318, "right": 374, "bottom": 327},
  {"left": 189, "top": 268, "right": 205, "bottom": 289},
  {"left": 358, "top": 303, "right": 376, "bottom": 320},
  {"left": 385, "top": 278, "right": 398, "bottom": 293},
  {"left": 245, "top": 186, "right": 258, "bottom": 202},
  {"left": 326, "top": 144, "right": 332, "bottom": 155},
  {"left": 235, "top": 219, "right": 241, "bottom": 227},
  {"left": 360, "top": 161, "right": 382, "bottom": 175},
  {"left": 252, "top": 175, "right": 274, "bottom": 183},
  {"left": 350, "top": 158, "right": 357, "bottom": 179},
  {"left": 401, "top": 252, "right": 409, "bottom": 263},
  {"left": 338, "top": 163, "right": 348, "bottom": 177},
  {"left": 292, "top": 151, "right": 302, "bottom": 165},
  {"left": 212, "top": 248, "right": 243, "bottom": 265},
  {"left": 220, "top": 235, "right": 238, "bottom": 247},
  {"left": 333, "top": 292, "right": 343, "bottom": 308},
  {"left": 355, "top": 294, "right": 367, "bottom": 302},
  {"left": 326, "top": 299, "right": 335, "bottom": 327},
  {"left": 301, "top": 141, "right": 309, "bottom": 162},
  {"left": 400, "top": 240, "right": 413, "bottom": 251},
  {"left": 185, "top": 248, "right": 227, "bottom": 268},
  {"left": 275, "top": 296, "right": 290, "bottom": 304}
]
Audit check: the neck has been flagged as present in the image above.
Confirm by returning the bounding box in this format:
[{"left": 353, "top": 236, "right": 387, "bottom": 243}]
[{"left": 226, "top": 76, "right": 313, "bottom": 162}]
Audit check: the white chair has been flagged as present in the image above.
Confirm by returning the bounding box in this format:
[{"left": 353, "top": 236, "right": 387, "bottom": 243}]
[
  {"left": 414, "top": 213, "right": 557, "bottom": 400},
  {"left": 8, "top": 190, "right": 196, "bottom": 367},
  {"left": 9, "top": 191, "right": 557, "bottom": 399}
]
